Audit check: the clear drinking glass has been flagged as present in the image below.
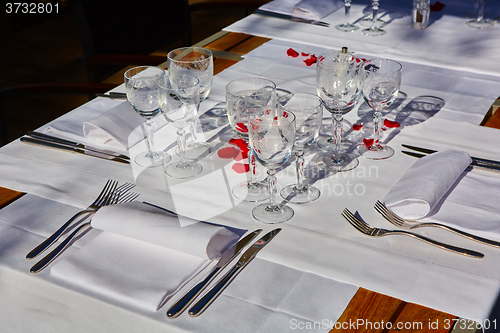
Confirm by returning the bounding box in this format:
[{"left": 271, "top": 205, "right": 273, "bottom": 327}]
[
  {"left": 362, "top": 0, "right": 387, "bottom": 36},
  {"left": 158, "top": 74, "right": 203, "bottom": 179},
  {"left": 316, "top": 51, "right": 363, "bottom": 172},
  {"left": 279, "top": 93, "right": 322, "bottom": 204},
  {"left": 336, "top": 0, "right": 359, "bottom": 32},
  {"left": 357, "top": 59, "right": 402, "bottom": 160},
  {"left": 466, "top": 0, "right": 494, "bottom": 29},
  {"left": 226, "top": 78, "right": 276, "bottom": 202},
  {"left": 250, "top": 110, "right": 296, "bottom": 224},
  {"left": 124, "top": 66, "right": 170, "bottom": 167},
  {"left": 168, "top": 47, "right": 215, "bottom": 159}
]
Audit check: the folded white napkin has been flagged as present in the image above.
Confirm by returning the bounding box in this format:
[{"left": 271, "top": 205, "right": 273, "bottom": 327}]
[
  {"left": 292, "top": 0, "right": 343, "bottom": 20},
  {"left": 51, "top": 202, "right": 239, "bottom": 312},
  {"left": 383, "top": 150, "right": 472, "bottom": 220}
]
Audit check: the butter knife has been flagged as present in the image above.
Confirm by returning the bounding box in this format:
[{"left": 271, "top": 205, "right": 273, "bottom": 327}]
[
  {"left": 188, "top": 228, "right": 281, "bottom": 317},
  {"left": 27, "top": 131, "right": 130, "bottom": 161},
  {"left": 20, "top": 137, "right": 130, "bottom": 164},
  {"left": 166, "top": 229, "right": 263, "bottom": 317},
  {"left": 254, "top": 9, "right": 330, "bottom": 27},
  {"left": 401, "top": 150, "right": 500, "bottom": 172}
]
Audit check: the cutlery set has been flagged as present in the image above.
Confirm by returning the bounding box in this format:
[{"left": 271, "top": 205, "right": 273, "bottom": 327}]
[{"left": 342, "top": 143, "right": 500, "bottom": 258}]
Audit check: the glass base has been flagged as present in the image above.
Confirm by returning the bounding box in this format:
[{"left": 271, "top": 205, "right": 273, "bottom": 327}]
[
  {"left": 280, "top": 184, "right": 320, "bottom": 204},
  {"left": 359, "top": 18, "right": 385, "bottom": 27},
  {"left": 466, "top": 19, "right": 494, "bottom": 29},
  {"left": 164, "top": 161, "right": 202, "bottom": 179},
  {"left": 232, "top": 181, "right": 268, "bottom": 202},
  {"left": 135, "top": 151, "right": 170, "bottom": 168},
  {"left": 252, "top": 203, "right": 294, "bottom": 224},
  {"left": 357, "top": 143, "right": 394, "bottom": 160},
  {"left": 176, "top": 141, "right": 215, "bottom": 160},
  {"left": 362, "top": 26, "right": 387, "bottom": 36},
  {"left": 335, "top": 23, "right": 359, "bottom": 32},
  {"left": 314, "top": 152, "right": 359, "bottom": 173},
  {"left": 317, "top": 138, "right": 353, "bottom": 152}
]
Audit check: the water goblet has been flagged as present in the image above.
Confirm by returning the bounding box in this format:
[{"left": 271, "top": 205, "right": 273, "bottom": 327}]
[
  {"left": 336, "top": 0, "right": 359, "bottom": 32},
  {"left": 168, "top": 47, "right": 215, "bottom": 159},
  {"left": 466, "top": 0, "right": 494, "bottom": 29},
  {"left": 279, "top": 93, "right": 323, "bottom": 204},
  {"left": 357, "top": 59, "right": 402, "bottom": 160},
  {"left": 158, "top": 74, "right": 203, "bottom": 179},
  {"left": 362, "top": 0, "right": 386, "bottom": 36},
  {"left": 226, "top": 77, "right": 277, "bottom": 202},
  {"left": 250, "top": 111, "right": 296, "bottom": 224},
  {"left": 124, "top": 66, "right": 170, "bottom": 167},
  {"left": 316, "top": 51, "right": 363, "bottom": 172}
]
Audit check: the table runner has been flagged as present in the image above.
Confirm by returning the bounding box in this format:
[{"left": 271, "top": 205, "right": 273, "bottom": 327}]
[{"left": 1, "top": 38, "right": 500, "bottom": 324}]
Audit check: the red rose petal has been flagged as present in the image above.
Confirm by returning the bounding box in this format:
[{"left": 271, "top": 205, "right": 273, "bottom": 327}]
[
  {"left": 304, "top": 54, "right": 317, "bottom": 66},
  {"left": 232, "top": 163, "right": 249, "bottom": 173},
  {"left": 352, "top": 124, "right": 363, "bottom": 131},
  {"left": 229, "top": 138, "right": 249, "bottom": 159},
  {"left": 384, "top": 119, "right": 400, "bottom": 128},
  {"left": 235, "top": 122, "right": 248, "bottom": 133},
  {"left": 301, "top": 52, "right": 309, "bottom": 56},
  {"left": 217, "top": 147, "right": 240, "bottom": 159},
  {"left": 363, "top": 138, "right": 374, "bottom": 147},
  {"left": 287, "top": 48, "right": 299, "bottom": 57},
  {"left": 430, "top": 1, "right": 445, "bottom": 11}
]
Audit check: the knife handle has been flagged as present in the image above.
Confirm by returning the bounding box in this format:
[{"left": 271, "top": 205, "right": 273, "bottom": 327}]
[
  {"left": 27, "top": 131, "right": 77, "bottom": 147},
  {"left": 167, "top": 266, "right": 221, "bottom": 318},
  {"left": 21, "top": 137, "right": 76, "bottom": 152},
  {"left": 188, "top": 264, "right": 242, "bottom": 317},
  {"left": 26, "top": 210, "right": 94, "bottom": 260},
  {"left": 30, "top": 222, "right": 91, "bottom": 274}
]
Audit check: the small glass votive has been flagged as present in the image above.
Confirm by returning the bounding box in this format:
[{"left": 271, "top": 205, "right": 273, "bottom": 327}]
[{"left": 412, "top": 0, "right": 430, "bottom": 29}]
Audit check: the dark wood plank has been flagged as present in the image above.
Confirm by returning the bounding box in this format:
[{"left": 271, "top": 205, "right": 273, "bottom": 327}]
[
  {"left": 205, "top": 32, "right": 254, "bottom": 51},
  {"left": 0, "top": 187, "right": 24, "bottom": 209},
  {"left": 484, "top": 107, "right": 500, "bottom": 129},
  {"left": 388, "top": 303, "right": 456, "bottom": 333},
  {"left": 229, "top": 36, "right": 271, "bottom": 54}
]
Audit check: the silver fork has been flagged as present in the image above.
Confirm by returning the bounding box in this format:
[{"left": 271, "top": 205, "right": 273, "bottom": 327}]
[
  {"left": 375, "top": 201, "right": 500, "bottom": 249},
  {"left": 26, "top": 180, "right": 134, "bottom": 260},
  {"left": 30, "top": 190, "right": 140, "bottom": 273},
  {"left": 341, "top": 208, "right": 484, "bottom": 258}
]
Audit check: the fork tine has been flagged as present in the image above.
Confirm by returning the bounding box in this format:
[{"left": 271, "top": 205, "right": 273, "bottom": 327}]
[
  {"left": 96, "top": 181, "right": 118, "bottom": 206},
  {"left": 375, "top": 201, "right": 404, "bottom": 226},
  {"left": 342, "top": 208, "right": 372, "bottom": 234},
  {"left": 91, "top": 179, "right": 113, "bottom": 205}
]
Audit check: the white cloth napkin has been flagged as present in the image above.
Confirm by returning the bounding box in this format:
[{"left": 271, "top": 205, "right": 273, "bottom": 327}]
[
  {"left": 292, "top": 0, "right": 343, "bottom": 20},
  {"left": 51, "top": 202, "right": 239, "bottom": 312},
  {"left": 383, "top": 150, "right": 472, "bottom": 219}
]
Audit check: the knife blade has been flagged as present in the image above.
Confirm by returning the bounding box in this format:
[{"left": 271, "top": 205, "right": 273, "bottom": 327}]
[
  {"left": 401, "top": 150, "right": 500, "bottom": 172},
  {"left": 166, "top": 229, "right": 263, "bottom": 317},
  {"left": 26, "top": 131, "right": 130, "bottom": 161},
  {"left": 254, "top": 9, "right": 330, "bottom": 27},
  {"left": 20, "top": 137, "right": 130, "bottom": 164},
  {"left": 188, "top": 228, "right": 281, "bottom": 317},
  {"left": 402, "top": 144, "right": 500, "bottom": 167}
]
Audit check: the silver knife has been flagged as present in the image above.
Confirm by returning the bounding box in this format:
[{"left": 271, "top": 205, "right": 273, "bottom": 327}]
[
  {"left": 20, "top": 137, "right": 130, "bottom": 164},
  {"left": 254, "top": 9, "right": 330, "bottom": 27},
  {"left": 166, "top": 229, "right": 263, "bottom": 317},
  {"left": 188, "top": 228, "right": 281, "bottom": 317},
  {"left": 26, "top": 131, "right": 130, "bottom": 161},
  {"left": 401, "top": 150, "right": 500, "bottom": 172}
]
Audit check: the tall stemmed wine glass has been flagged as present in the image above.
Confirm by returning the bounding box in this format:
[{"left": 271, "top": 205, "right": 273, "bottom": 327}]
[
  {"left": 279, "top": 93, "right": 323, "bottom": 204},
  {"left": 316, "top": 50, "right": 363, "bottom": 172},
  {"left": 250, "top": 110, "right": 296, "bottom": 224},
  {"left": 336, "top": 0, "right": 359, "bottom": 32},
  {"left": 362, "top": 0, "right": 386, "bottom": 36},
  {"left": 168, "top": 47, "right": 215, "bottom": 159},
  {"left": 357, "top": 59, "right": 402, "bottom": 160},
  {"left": 124, "top": 66, "right": 170, "bottom": 167},
  {"left": 466, "top": 0, "right": 494, "bottom": 29},
  {"left": 226, "top": 78, "right": 276, "bottom": 202},
  {"left": 158, "top": 74, "right": 203, "bottom": 179}
]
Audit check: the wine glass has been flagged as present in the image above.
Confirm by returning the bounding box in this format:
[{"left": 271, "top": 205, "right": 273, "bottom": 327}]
[
  {"left": 158, "top": 74, "right": 203, "bottom": 179},
  {"left": 316, "top": 51, "right": 363, "bottom": 172},
  {"left": 250, "top": 110, "right": 296, "bottom": 224},
  {"left": 466, "top": 0, "right": 494, "bottom": 29},
  {"left": 124, "top": 66, "right": 170, "bottom": 167},
  {"left": 279, "top": 93, "right": 323, "bottom": 204},
  {"left": 336, "top": 0, "right": 359, "bottom": 32},
  {"left": 362, "top": 0, "right": 386, "bottom": 36},
  {"left": 226, "top": 78, "right": 276, "bottom": 202},
  {"left": 357, "top": 59, "right": 402, "bottom": 160},
  {"left": 168, "top": 47, "right": 215, "bottom": 159}
]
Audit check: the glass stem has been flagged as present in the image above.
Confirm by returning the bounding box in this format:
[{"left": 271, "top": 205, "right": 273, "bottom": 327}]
[
  {"left": 267, "top": 169, "right": 277, "bottom": 209},
  {"left": 144, "top": 119, "right": 155, "bottom": 157},
  {"left": 295, "top": 150, "right": 305, "bottom": 191},
  {"left": 177, "top": 128, "right": 187, "bottom": 166},
  {"left": 477, "top": 0, "right": 486, "bottom": 21},
  {"left": 370, "top": 0, "right": 379, "bottom": 29},
  {"left": 334, "top": 114, "right": 343, "bottom": 154},
  {"left": 344, "top": 0, "right": 351, "bottom": 24},
  {"left": 373, "top": 110, "right": 383, "bottom": 148},
  {"left": 248, "top": 143, "right": 258, "bottom": 186},
  {"left": 189, "top": 121, "right": 198, "bottom": 144}
]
